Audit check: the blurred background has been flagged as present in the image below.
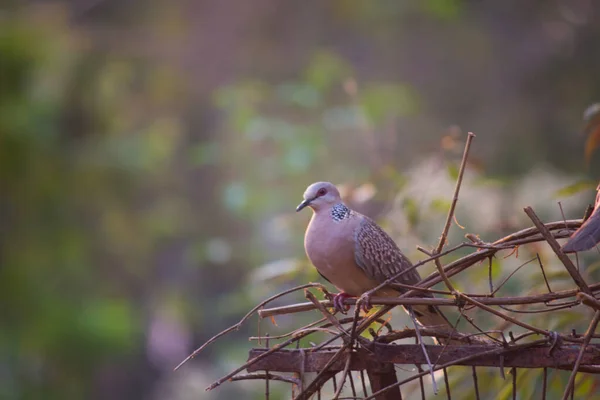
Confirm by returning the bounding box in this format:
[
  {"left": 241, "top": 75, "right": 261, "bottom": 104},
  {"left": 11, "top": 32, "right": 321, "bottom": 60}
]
[{"left": 2, "top": 1, "right": 600, "bottom": 399}]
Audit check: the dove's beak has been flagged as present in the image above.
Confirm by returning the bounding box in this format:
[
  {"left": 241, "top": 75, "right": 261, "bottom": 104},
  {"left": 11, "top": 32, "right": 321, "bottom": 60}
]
[{"left": 296, "top": 199, "right": 311, "bottom": 212}]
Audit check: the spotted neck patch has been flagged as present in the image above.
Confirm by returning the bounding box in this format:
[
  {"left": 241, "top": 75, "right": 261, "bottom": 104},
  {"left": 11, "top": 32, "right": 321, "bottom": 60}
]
[{"left": 331, "top": 203, "right": 351, "bottom": 222}]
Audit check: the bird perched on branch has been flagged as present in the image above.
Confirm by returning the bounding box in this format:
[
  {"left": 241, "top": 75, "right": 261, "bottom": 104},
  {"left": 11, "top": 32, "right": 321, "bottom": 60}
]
[
  {"left": 562, "top": 182, "right": 600, "bottom": 253},
  {"left": 296, "top": 181, "right": 458, "bottom": 342}
]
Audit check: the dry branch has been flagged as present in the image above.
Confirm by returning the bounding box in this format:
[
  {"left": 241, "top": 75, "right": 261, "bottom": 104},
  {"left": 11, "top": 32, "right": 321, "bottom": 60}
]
[
  {"left": 177, "top": 132, "right": 600, "bottom": 399},
  {"left": 194, "top": 215, "right": 591, "bottom": 397},
  {"left": 431, "top": 131, "right": 476, "bottom": 292},
  {"left": 247, "top": 343, "right": 600, "bottom": 372},
  {"left": 259, "top": 276, "right": 600, "bottom": 319},
  {"left": 174, "top": 283, "right": 328, "bottom": 371},
  {"left": 562, "top": 311, "right": 600, "bottom": 400},
  {"left": 524, "top": 206, "right": 591, "bottom": 294}
]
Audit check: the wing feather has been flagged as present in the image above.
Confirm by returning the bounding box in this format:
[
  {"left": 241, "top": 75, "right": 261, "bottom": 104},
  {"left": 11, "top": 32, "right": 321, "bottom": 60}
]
[
  {"left": 563, "top": 209, "right": 600, "bottom": 252},
  {"left": 353, "top": 216, "right": 427, "bottom": 294}
]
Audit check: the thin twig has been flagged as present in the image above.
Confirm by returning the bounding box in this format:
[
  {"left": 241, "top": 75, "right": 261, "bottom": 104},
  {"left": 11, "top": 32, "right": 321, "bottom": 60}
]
[
  {"left": 524, "top": 207, "right": 591, "bottom": 294},
  {"left": 258, "top": 281, "right": 600, "bottom": 318},
  {"left": 305, "top": 290, "right": 352, "bottom": 342},
  {"left": 432, "top": 131, "right": 476, "bottom": 292},
  {"left": 229, "top": 372, "right": 300, "bottom": 385},
  {"left": 333, "top": 351, "right": 352, "bottom": 399},
  {"left": 265, "top": 334, "right": 270, "bottom": 400},
  {"left": 578, "top": 292, "right": 600, "bottom": 311},
  {"left": 472, "top": 366, "right": 480, "bottom": 400},
  {"left": 487, "top": 256, "right": 494, "bottom": 293},
  {"left": 443, "top": 367, "right": 451, "bottom": 400},
  {"left": 417, "top": 364, "right": 426, "bottom": 400},
  {"left": 174, "top": 283, "right": 327, "bottom": 370},
  {"left": 408, "top": 308, "right": 438, "bottom": 394},
  {"left": 348, "top": 370, "right": 357, "bottom": 398},
  {"left": 249, "top": 317, "right": 328, "bottom": 341},
  {"left": 511, "top": 367, "right": 516, "bottom": 400},
  {"left": 542, "top": 367, "right": 548, "bottom": 400},
  {"left": 359, "top": 243, "right": 471, "bottom": 303},
  {"left": 498, "top": 302, "right": 579, "bottom": 314},
  {"left": 206, "top": 327, "right": 324, "bottom": 391},
  {"left": 536, "top": 253, "right": 553, "bottom": 293},
  {"left": 406, "top": 223, "right": 579, "bottom": 298},
  {"left": 455, "top": 292, "right": 554, "bottom": 339},
  {"left": 363, "top": 340, "right": 548, "bottom": 400},
  {"left": 294, "top": 346, "right": 349, "bottom": 400},
  {"left": 376, "top": 327, "right": 480, "bottom": 344},
  {"left": 490, "top": 256, "right": 537, "bottom": 296},
  {"left": 561, "top": 310, "right": 600, "bottom": 400}
]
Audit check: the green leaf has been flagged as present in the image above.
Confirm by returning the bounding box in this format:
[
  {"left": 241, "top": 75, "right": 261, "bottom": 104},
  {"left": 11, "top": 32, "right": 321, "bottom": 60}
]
[
  {"left": 188, "top": 142, "right": 220, "bottom": 166},
  {"left": 275, "top": 82, "right": 321, "bottom": 108},
  {"left": 304, "top": 51, "right": 352, "bottom": 92},
  {"left": 422, "top": 0, "right": 462, "bottom": 20},
  {"left": 403, "top": 197, "right": 420, "bottom": 227},
  {"left": 360, "top": 83, "right": 419, "bottom": 123},
  {"left": 554, "top": 180, "right": 596, "bottom": 198},
  {"left": 76, "top": 299, "right": 137, "bottom": 351},
  {"left": 430, "top": 198, "right": 451, "bottom": 213},
  {"left": 447, "top": 163, "right": 459, "bottom": 181}
]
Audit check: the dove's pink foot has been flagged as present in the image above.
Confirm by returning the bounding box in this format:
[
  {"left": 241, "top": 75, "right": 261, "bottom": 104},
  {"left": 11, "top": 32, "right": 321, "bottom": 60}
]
[
  {"left": 359, "top": 294, "right": 373, "bottom": 313},
  {"left": 331, "top": 292, "right": 352, "bottom": 314}
]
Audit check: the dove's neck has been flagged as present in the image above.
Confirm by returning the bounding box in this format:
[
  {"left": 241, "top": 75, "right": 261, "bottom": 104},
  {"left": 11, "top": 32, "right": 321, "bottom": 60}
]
[{"left": 328, "top": 203, "right": 351, "bottom": 222}]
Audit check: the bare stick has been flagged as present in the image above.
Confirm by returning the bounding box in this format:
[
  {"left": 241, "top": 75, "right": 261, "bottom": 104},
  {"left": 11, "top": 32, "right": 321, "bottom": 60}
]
[
  {"left": 258, "top": 281, "right": 600, "bottom": 318},
  {"left": 363, "top": 340, "right": 548, "bottom": 400},
  {"left": 376, "top": 327, "right": 488, "bottom": 344},
  {"left": 490, "top": 256, "right": 537, "bottom": 295},
  {"left": 536, "top": 253, "right": 553, "bottom": 293},
  {"left": 305, "top": 290, "right": 348, "bottom": 335},
  {"left": 561, "top": 310, "right": 600, "bottom": 400},
  {"left": 249, "top": 317, "right": 328, "bottom": 341},
  {"left": 408, "top": 307, "right": 438, "bottom": 394},
  {"left": 247, "top": 341, "right": 600, "bottom": 372},
  {"left": 443, "top": 368, "right": 452, "bottom": 400},
  {"left": 405, "top": 222, "right": 577, "bottom": 299},
  {"left": 332, "top": 351, "right": 352, "bottom": 399},
  {"left": 174, "top": 283, "right": 327, "bottom": 371},
  {"left": 229, "top": 372, "right": 300, "bottom": 385},
  {"left": 360, "top": 243, "right": 471, "bottom": 302},
  {"left": 524, "top": 207, "right": 591, "bottom": 294},
  {"left": 577, "top": 292, "right": 600, "bottom": 311},
  {"left": 265, "top": 334, "right": 270, "bottom": 400},
  {"left": 456, "top": 292, "right": 552, "bottom": 338},
  {"left": 472, "top": 366, "right": 480, "bottom": 400},
  {"left": 294, "top": 345, "right": 349, "bottom": 400},
  {"left": 492, "top": 220, "right": 581, "bottom": 244},
  {"left": 433, "top": 131, "right": 476, "bottom": 292},
  {"left": 305, "top": 290, "right": 367, "bottom": 348}
]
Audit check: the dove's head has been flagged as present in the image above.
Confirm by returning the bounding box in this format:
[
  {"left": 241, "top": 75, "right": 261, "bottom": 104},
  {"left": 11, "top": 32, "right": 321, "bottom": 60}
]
[{"left": 296, "top": 182, "right": 342, "bottom": 212}]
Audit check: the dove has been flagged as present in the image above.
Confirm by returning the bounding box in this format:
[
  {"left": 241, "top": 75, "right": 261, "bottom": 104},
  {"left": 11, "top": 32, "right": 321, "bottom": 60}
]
[{"left": 297, "top": 181, "right": 458, "bottom": 342}]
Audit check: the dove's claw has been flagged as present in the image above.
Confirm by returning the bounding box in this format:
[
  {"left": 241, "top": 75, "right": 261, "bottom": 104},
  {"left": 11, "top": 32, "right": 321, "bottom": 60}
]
[
  {"left": 331, "top": 292, "right": 352, "bottom": 314},
  {"left": 359, "top": 294, "right": 373, "bottom": 313}
]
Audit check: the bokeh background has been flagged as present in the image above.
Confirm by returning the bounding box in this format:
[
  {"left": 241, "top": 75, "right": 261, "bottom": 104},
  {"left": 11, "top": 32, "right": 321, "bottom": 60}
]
[{"left": 3, "top": 1, "right": 600, "bottom": 399}]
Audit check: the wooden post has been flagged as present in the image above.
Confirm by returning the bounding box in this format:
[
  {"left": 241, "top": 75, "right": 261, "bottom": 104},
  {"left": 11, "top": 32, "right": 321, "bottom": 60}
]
[{"left": 366, "top": 364, "right": 401, "bottom": 400}]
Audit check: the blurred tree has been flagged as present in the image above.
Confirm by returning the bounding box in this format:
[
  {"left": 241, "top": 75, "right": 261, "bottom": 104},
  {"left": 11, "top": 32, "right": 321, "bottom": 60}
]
[{"left": 0, "top": 6, "right": 189, "bottom": 399}]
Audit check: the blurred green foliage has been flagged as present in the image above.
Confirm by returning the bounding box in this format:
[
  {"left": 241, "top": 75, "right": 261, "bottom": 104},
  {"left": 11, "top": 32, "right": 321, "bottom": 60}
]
[{"left": 0, "top": 8, "right": 185, "bottom": 400}]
